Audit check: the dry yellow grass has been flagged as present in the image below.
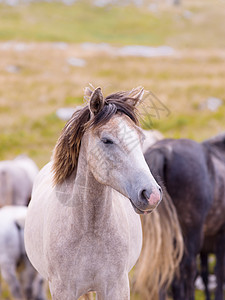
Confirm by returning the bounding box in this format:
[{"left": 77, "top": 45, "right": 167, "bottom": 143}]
[{"left": 0, "top": 43, "right": 225, "bottom": 168}]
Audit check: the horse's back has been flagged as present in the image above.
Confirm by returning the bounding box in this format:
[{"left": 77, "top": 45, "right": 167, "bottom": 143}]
[
  {"left": 0, "top": 206, "right": 27, "bottom": 263},
  {"left": 0, "top": 163, "right": 13, "bottom": 206},
  {"left": 14, "top": 155, "right": 39, "bottom": 183},
  {"left": 0, "top": 158, "right": 36, "bottom": 206},
  {"left": 0, "top": 205, "right": 27, "bottom": 229},
  {"left": 145, "top": 138, "right": 212, "bottom": 195},
  {"left": 145, "top": 138, "right": 214, "bottom": 231}
]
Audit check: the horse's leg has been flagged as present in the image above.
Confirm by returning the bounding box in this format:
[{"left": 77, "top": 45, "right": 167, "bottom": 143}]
[
  {"left": 173, "top": 255, "right": 197, "bottom": 300},
  {"left": 19, "top": 255, "right": 37, "bottom": 300},
  {"left": 172, "top": 229, "right": 201, "bottom": 300},
  {"left": 96, "top": 275, "right": 130, "bottom": 300},
  {"left": 185, "top": 248, "right": 199, "bottom": 300},
  {"left": 215, "top": 228, "right": 225, "bottom": 300},
  {"left": 159, "top": 288, "right": 167, "bottom": 300},
  {"left": 200, "top": 252, "right": 211, "bottom": 300},
  {"left": 1, "top": 262, "right": 23, "bottom": 300},
  {"left": 50, "top": 280, "right": 94, "bottom": 300},
  {"left": 172, "top": 272, "right": 185, "bottom": 300},
  {"left": 49, "top": 281, "right": 77, "bottom": 300},
  {"left": 31, "top": 274, "right": 47, "bottom": 300},
  {"left": 19, "top": 255, "right": 46, "bottom": 300}
]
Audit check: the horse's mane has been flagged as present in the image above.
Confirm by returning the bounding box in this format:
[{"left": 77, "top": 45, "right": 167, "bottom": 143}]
[
  {"left": 202, "top": 132, "right": 225, "bottom": 164},
  {"left": 52, "top": 91, "right": 139, "bottom": 185}
]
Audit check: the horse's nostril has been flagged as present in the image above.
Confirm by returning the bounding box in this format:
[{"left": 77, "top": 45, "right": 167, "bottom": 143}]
[
  {"left": 158, "top": 186, "right": 162, "bottom": 194},
  {"left": 141, "top": 190, "right": 149, "bottom": 201}
]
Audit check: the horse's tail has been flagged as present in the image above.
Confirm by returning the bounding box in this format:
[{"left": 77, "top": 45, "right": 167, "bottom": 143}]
[
  {"left": 0, "top": 169, "right": 13, "bottom": 207},
  {"left": 132, "top": 148, "right": 184, "bottom": 300}
]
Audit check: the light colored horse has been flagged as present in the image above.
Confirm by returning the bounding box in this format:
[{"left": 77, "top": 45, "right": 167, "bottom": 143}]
[
  {"left": 0, "top": 155, "right": 39, "bottom": 207},
  {"left": 0, "top": 205, "right": 47, "bottom": 300},
  {"left": 25, "top": 86, "right": 162, "bottom": 300},
  {"left": 142, "top": 129, "right": 164, "bottom": 153}
]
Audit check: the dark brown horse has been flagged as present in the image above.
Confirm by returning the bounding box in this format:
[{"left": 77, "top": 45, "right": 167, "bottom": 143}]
[{"left": 133, "top": 133, "right": 225, "bottom": 300}]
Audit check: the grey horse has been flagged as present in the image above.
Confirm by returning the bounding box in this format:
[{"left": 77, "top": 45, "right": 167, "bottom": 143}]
[
  {"left": 0, "top": 155, "right": 39, "bottom": 207},
  {"left": 0, "top": 205, "right": 47, "bottom": 300},
  {"left": 25, "top": 86, "right": 162, "bottom": 300}
]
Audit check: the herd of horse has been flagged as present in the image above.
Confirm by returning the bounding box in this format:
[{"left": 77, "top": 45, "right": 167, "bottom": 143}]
[{"left": 0, "top": 86, "right": 224, "bottom": 300}]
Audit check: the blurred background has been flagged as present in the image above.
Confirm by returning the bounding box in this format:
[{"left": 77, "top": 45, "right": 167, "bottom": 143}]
[{"left": 0, "top": 0, "right": 225, "bottom": 299}]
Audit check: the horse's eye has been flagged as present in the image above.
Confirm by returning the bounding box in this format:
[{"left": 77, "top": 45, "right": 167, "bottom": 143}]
[{"left": 101, "top": 138, "right": 113, "bottom": 145}]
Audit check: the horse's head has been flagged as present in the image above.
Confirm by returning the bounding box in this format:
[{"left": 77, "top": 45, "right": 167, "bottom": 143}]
[{"left": 53, "top": 86, "right": 162, "bottom": 214}]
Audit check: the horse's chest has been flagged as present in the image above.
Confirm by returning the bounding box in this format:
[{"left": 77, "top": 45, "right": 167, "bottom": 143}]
[
  {"left": 48, "top": 226, "right": 129, "bottom": 276},
  {"left": 77, "top": 229, "right": 129, "bottom": 263},
  {"left": 46, "top": 231, "right": 128, "bottom": 295},
  {"left": 46, "top": 199, "right": 140, "bottom": 286}
]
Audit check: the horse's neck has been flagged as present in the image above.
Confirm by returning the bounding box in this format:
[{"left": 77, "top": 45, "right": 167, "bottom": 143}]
[{"left": 72, "top": 152, "right": 113, "bottom": 231}]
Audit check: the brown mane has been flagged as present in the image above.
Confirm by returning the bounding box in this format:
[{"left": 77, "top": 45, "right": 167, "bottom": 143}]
[{"left": 52, "top": 91, "right": 140, "bottom": 185}]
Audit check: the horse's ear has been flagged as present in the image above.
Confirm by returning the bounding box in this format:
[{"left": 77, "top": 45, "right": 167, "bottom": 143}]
[
  {"left": 128, "top": 86, "right": 145, "bottom": 106},
  {"left": 89, "top": 87, "right": 104, "bottom": 116}
]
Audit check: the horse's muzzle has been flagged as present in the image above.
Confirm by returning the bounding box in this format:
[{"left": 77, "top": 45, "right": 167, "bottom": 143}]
[{"left": 130, "top": 186, "right": 162, "bottom": 214}]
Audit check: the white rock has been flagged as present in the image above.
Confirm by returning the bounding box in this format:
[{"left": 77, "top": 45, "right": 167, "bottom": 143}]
[
  {"left": 206, "top": 97, "right": 222, "bottom": 112},
  {"left": 93, "top": 0, "right": 112, "bottom": 7},
  {"left": 53, "top": 42, "right": 68, "bottom": 50},
  {"left": 183, "top": 10, "right": 193, "bottom": 19},
  {"left": 5, "top": 65, "right": 21, "bottom": 73},
  {"left": 148, "top": 3, "right": 158, "bottom": 13},
  {"left": 118, "top": 45, "right": 176, "bottom": 57},
  {"left": 56, "top": 108, "right": 76, "bottom": 121},
  {"left": 67, "top": 57, "right": 86, "bottom": 67},
  {"left": 81, "top": 42, "right": 111, "bottom": 51}
]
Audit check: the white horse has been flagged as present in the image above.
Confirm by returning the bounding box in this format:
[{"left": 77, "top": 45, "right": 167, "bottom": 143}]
[
  {"left": 25, "top": 86, "right": 162, "bottom": 300},
  {"left": 0, "top": 206, "right": 46, "bottom": 300},
  {"left": 0, "top": 155, "right": 39, "bottom": 207}
]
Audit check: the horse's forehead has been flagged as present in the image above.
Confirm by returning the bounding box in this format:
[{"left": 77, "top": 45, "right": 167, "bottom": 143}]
[
  {"left": 98, "top": 115, "right": 140, "bottom": 138},
  {"left": 94, "top": 115, "right": 143, "bottom": 154},
  {"left": 117, "top": 118, "right": 139, "bottom": 140}
]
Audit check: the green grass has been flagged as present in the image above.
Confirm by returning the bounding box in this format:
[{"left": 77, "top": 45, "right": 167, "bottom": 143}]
[
  {"left": 141, "top": 103, "right": 225, "bottom": 140},
  {"left": 195, "top": 290, "right": 205, "bottom": 300},
  {"left": 0, "top": 112, "right": 65, "bottom": 168},
  {"left": 0, "top": 0, "right": 225, "bottom": 48},
  {"left": 0, "top": 3, "right": 173, "bottom": 44}
]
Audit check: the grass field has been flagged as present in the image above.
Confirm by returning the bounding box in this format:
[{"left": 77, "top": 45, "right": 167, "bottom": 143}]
[
  {"left": 0, "top": 0, "right": 225, "bottom": 47},
  {"left": 0, "top": 44, "right": 224, "bottom": 168},
  {"left": 0, "top": 0, "right": 224, "bottom": 299}
]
